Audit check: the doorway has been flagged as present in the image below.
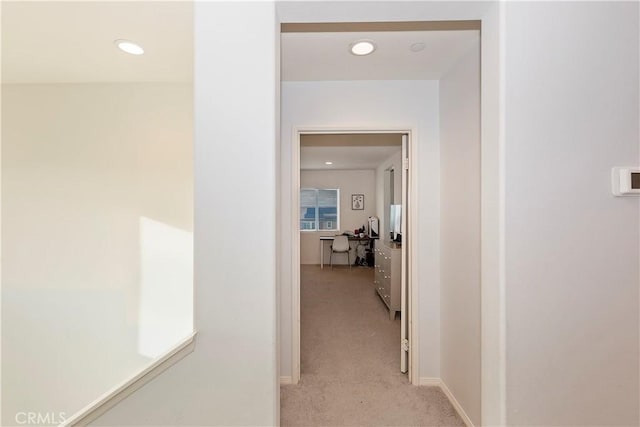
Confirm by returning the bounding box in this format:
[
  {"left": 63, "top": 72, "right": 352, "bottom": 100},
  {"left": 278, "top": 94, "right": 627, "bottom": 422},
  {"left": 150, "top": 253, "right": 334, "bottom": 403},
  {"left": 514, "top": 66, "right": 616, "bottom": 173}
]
[
  {"left": 289, "top": 129, "right": 417, "bottom": 384},
  {"left": 279, "top": 17, "right": 486, "bottom": 427}
]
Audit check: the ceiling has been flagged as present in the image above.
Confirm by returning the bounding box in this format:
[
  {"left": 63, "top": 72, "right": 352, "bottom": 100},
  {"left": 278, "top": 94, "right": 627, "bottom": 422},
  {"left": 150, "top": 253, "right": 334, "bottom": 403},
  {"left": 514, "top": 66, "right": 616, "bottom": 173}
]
[
  {"left": 289, "top": 27, "right": 478, "bottom": 168},
  {"left": 2, "top": 5, "right": 477, "bottom": 84},
  {"left": 1, "top": 2, "right": 193, "bottom": 83},
  {"left": 281, "top": 30, "right": 479, "bottom": 81},
  {"left": 301, "top": 134, "right": 401, "bottom": 170}
]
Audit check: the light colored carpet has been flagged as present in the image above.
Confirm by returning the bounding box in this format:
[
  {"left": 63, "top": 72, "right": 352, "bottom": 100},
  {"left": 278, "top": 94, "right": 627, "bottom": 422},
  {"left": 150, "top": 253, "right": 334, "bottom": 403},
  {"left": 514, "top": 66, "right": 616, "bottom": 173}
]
[{"left": 280, "top": 265, "right": 464, "bottom": 427}]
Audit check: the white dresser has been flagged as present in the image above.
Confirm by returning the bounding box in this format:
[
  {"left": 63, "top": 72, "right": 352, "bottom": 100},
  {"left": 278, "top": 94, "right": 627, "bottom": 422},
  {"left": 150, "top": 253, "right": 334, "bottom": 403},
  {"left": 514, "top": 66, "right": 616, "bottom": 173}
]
[{"left": 373, "top": 241, "right": 401, "bottom": 320}]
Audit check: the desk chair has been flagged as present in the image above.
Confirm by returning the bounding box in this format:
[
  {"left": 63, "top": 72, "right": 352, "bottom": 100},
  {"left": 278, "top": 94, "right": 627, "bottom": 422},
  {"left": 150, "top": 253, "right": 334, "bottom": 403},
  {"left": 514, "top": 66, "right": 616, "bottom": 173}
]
[{"left": 330, "top": 235, "right": 350, "bottom": 269}]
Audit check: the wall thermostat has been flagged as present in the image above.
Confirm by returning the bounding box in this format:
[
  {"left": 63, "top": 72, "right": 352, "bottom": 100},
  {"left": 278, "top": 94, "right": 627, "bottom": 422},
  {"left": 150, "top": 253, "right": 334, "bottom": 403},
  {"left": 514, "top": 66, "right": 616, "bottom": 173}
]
[{"left": 612, "top": 167, "right": 640, "bottom": 196}]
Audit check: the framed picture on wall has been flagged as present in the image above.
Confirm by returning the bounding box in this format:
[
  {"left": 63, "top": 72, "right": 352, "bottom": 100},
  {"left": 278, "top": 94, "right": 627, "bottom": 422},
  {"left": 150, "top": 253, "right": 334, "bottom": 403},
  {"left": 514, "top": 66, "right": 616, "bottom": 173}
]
[{"left": 351, "top": 194, "right": 364, "bottom": 210}]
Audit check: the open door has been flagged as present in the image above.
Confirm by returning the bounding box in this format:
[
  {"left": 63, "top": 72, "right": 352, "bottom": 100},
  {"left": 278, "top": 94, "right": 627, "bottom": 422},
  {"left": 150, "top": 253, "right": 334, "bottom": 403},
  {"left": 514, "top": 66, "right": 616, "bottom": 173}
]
[{"left": 400, "top": 134, "right": 410, "bottom": 374}]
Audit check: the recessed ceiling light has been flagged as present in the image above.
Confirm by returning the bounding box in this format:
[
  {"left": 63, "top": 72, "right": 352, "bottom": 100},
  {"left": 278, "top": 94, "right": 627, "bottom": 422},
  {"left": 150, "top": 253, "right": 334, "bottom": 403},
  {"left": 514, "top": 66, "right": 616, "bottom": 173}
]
[
  {"left": 325, "top": 161, "right": 333, "bottom": 165},
  {"left": 410, "top": 42, "right": 426, "bottom": 52},
  {"left": 349, "top": 40, "right": 376, "bottom": 56},
  {"left": 114, "top": 39, "right": 144, "bottom": 55}
]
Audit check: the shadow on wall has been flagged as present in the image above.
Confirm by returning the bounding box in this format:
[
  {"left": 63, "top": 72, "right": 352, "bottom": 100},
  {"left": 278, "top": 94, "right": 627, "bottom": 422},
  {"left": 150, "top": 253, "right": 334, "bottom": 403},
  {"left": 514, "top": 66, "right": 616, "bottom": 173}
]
[
  {"left": 2, "top": 216, "right": 194, "bottom": 424},
  {"left": 1, "top": 83, "right": 194, "bottom": 426}
]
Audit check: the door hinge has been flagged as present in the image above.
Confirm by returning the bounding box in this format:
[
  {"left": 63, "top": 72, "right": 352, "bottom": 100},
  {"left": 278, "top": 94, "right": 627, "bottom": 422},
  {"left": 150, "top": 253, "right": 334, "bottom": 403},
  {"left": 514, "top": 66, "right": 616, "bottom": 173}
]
[
  {"left": 403, "top": 158, "right": 409, "bottom": 170},
  {"left": 402, "top": 338, "right": 409, "bottom": 352}
]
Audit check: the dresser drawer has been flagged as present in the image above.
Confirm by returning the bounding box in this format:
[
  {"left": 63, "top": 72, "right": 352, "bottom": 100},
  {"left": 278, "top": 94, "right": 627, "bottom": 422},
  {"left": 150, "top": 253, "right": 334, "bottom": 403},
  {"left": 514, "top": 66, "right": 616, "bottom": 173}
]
[{"left": 373, "top": 241, "right": 401, "bottom": 316}]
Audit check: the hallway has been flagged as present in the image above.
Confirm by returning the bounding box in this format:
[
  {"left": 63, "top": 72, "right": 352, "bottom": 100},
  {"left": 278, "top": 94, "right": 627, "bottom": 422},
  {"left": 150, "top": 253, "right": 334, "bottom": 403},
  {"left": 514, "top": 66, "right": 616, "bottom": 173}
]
[{"left": 280, "top": 265, "right": 464, "bottom": 426}]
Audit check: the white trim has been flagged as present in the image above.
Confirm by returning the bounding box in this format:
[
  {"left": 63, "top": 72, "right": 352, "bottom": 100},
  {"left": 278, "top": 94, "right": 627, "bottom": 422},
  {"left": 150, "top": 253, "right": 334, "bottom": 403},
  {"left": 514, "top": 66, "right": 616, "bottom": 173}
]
[
  {"left": 408, "top": 128, "right": 420, "bottom": 386},
  {"left": 497, "top": 4, "right": 508, "bottom": 424},
  {"left": 418, "top": 377, "right": 442, "bottom": 387},
  {"left": 61, "top": 332, "right": 197, "bottom": 427},
  {"left": 279, "top": 376, "right": 293, "bottom": 385},
  {"left": 480, "top": 4, "right": 507, "bottom": 425},
  {"left": 291, "top": 127, "right": 301, "bottom": 384},
  {"left": 400, "top": 134, "right": 408, "bottom": 374},
  {"left": 291, "top": 126, "right": 419, "bottom": 385},
  {"left": 418, "top": 377, "right": 475, "bottom": 427},
  {"left": 275, "top": 15, "right": 282, "bottom": 426}
]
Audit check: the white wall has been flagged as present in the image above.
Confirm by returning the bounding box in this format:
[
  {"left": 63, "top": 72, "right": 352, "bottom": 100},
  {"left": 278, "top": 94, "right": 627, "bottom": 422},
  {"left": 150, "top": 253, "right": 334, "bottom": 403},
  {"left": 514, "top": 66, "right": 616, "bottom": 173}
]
[
  {"left": 1, "top": 83, "right": 193, "bottom": 425},
  {"left": 280, "top": 80, "right": 440, "bottom": 380},
  {"left": 92, "top": 2, "right": 279, "bottom": 425},
  {"left": 88, "top": 2, "right": 508, "bottom": 425},
  {"left": 300, "top": 169, "right": 376, "bottom": 265},
  {"left": 503, "top": 2, "right": 639, "bottom": 425},
  {"left": 439, "top": 44, "right": 481, "bottom": 425}
]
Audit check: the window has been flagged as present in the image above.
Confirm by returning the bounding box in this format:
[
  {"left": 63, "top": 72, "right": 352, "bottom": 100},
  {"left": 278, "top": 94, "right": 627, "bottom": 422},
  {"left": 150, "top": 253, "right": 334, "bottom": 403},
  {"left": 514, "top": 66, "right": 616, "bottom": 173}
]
[{"left": 300, "top": 188, "right": 339, "bottom": 231}]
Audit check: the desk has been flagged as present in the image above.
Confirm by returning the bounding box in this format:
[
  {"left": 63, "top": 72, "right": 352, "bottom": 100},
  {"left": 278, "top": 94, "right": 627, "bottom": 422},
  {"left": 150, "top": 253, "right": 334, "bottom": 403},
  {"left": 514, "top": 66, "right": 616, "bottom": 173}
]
[{"left": 319, "top": 235, "right": 374, "bottom": 268}]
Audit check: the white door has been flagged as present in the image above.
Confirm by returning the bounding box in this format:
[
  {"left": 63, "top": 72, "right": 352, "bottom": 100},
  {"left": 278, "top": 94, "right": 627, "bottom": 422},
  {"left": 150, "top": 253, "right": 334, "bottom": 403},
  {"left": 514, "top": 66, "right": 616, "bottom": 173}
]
[{"left": 400, "top": 134, "right": 410, "bottom": 374}]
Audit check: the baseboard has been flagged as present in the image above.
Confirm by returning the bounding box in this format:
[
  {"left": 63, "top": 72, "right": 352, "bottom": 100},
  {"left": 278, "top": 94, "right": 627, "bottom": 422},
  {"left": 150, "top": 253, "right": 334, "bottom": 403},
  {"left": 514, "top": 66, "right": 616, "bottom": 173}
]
[
  {"left": 419, "top": 377, "right": 474, "bottom": 427},
  {"left": 418, "top": 377, "right": 442, "bottom": 386},
  {"left": 61, "top": 332, "right": 197, "bottom": 427},
  {"left": 280, "top": 376, "right": 293, "bottom": 385}
]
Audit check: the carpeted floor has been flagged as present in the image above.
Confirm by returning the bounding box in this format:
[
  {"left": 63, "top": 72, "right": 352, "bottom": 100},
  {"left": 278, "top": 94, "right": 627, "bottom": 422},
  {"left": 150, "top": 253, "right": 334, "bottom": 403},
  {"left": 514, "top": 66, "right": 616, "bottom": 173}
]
[{"left": 280, "top": 265, "right": 464, "bottom": 426}]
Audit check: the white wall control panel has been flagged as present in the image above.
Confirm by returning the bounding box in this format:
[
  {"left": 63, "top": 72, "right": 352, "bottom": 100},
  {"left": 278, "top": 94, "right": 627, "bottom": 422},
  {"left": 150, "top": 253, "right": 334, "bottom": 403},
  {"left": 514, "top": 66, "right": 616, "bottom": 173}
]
[{"left": 612, "top": 167, "right": 640, "bottom": 196}]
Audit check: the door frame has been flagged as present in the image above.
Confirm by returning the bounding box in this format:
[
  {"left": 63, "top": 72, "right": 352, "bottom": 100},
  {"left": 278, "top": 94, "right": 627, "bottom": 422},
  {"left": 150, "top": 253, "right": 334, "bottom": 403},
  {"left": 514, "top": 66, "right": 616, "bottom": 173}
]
[{"left": 290, "top": 126, "right": 419, "bottom": 385}]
